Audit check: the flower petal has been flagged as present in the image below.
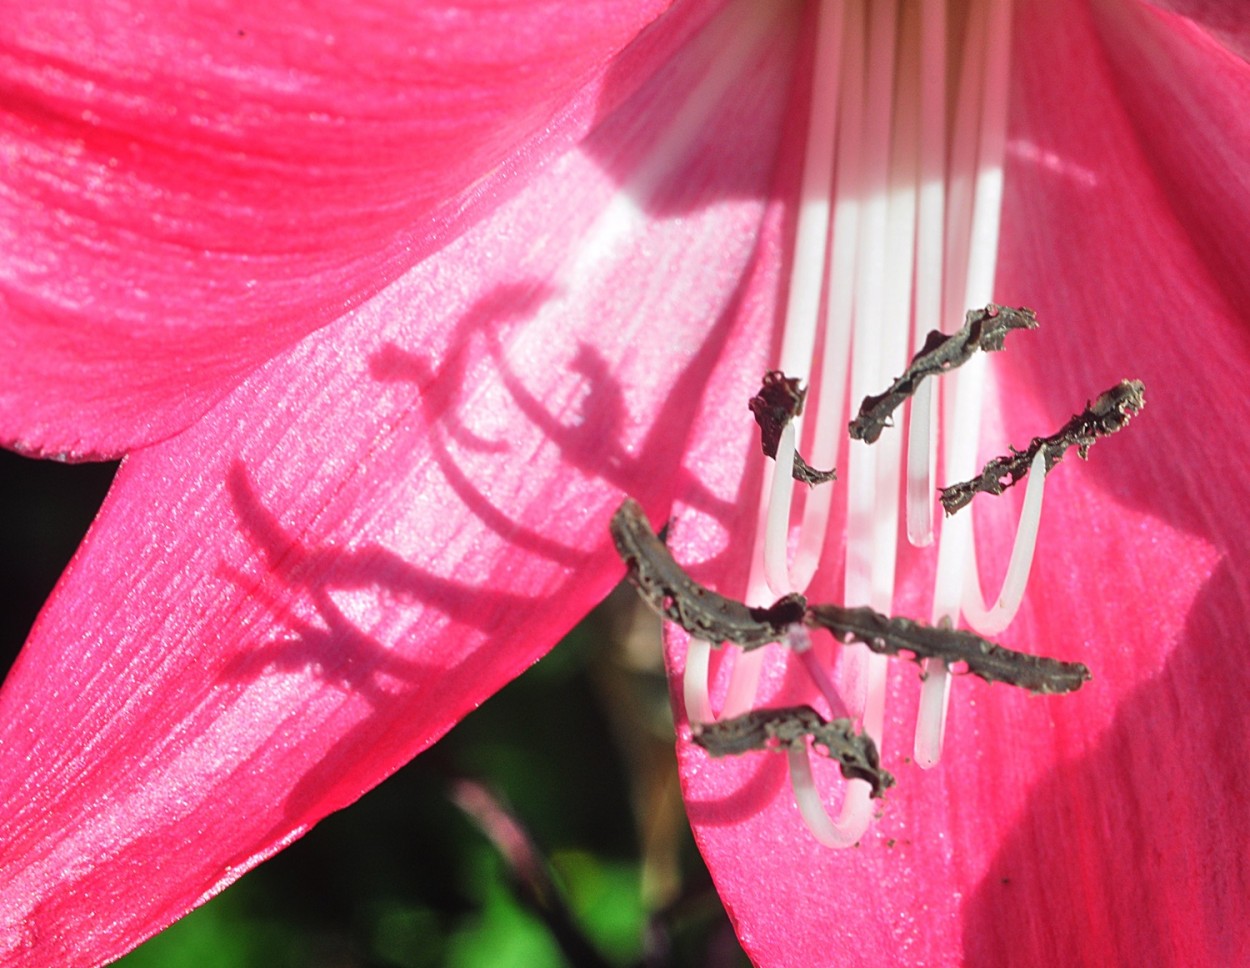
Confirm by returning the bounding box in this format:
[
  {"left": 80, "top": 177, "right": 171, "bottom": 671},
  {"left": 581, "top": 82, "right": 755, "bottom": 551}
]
[
  {"left": 0, "top": 5, "right": 799, "bottom": 962},
  {"left": 674, "top": 1, "right": 1250, "bottom": 964},
  {"left": 0, "top": 0, "right": 700, "bottom": 460},
  {"left": 1144, "top": 0, "right": 1250, "bottom": 61}
]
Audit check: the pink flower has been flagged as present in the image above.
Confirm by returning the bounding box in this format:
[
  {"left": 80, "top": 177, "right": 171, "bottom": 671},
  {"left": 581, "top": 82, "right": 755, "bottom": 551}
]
[
  {"left": 1, "top": 1, "right": 1247, "bottom": 967},
  {"left": 661, "top": 0, "right": 1250, "bottom": 965}
]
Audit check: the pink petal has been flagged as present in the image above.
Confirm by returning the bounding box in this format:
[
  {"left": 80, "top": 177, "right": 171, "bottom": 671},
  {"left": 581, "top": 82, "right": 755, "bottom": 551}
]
[
  {"left": 0, "top": 0, "right": 700, "bottom": 460},
  {"left": 674, "top": 2, "right": 1250, "bottom": 964},
  {"left": 1145, "top": 0, "right": 1250, "bottom": 61},
  {"left": 0, "top": 7, "right": 800, "bottom": 963}
]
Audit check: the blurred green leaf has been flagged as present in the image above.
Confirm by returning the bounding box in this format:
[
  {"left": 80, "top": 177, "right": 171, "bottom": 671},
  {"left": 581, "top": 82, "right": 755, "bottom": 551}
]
[
  {"left": 552, "top": 849, "right": 646, "bottom": 965},
  {"left": 447, "top": 852, "right": 567, "bottom": 968}
]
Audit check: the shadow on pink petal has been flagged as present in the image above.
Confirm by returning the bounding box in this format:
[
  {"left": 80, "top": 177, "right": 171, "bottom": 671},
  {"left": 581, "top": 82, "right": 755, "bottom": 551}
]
[
  {"left": 366, "top": 261, "right": 760, "bottom": 574},
  {"left": 208, "top": 221, "right": 778, "bottom": 796},
  {"left": 963, "top": 560, "right": 1250, "bottom": 966},
  {"left": 258, "top": 619, "right": 554, "bottom": 836},
  {"left": 683, "top": 752, "right": 788, "bottom": 827},
  {"left": 369, "top": 280, "right": 556, "bottom": 455},
  {"left": 221, "top": 463, "right": 536, "bottom": 690}
]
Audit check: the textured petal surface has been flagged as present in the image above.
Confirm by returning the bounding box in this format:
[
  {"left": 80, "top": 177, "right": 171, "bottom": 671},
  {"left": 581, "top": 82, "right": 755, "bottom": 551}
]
[
  {"left": 0, "top": 4, "right": 800, "bottom": 963},
  {"left": 671, "top": 1, "right": 1250, "bottom": 965},
  {"left": 0, "top": 0, "right": 691, "bottom": 459},
  {"left": 1146, "top": 0, "right": 1250, "bottom": 59}
]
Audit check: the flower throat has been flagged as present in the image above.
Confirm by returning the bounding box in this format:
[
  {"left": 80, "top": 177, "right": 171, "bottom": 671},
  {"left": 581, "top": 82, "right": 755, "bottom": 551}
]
[{"left": 610, "top": 0, "right": 1145, "bottom": 848}]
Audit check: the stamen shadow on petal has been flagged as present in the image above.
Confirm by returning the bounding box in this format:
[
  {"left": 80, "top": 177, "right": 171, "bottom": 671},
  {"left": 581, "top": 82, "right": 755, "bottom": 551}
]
[
  {"left": 369, "top": 281, "right": 557, "bottom": 455},
  {"left": 366, "top": 258, "right": 750, "bottom": 561},
  {"left": 258, "top": 612, "right": 573, "bottom": 834},
  {"left": 222, "top": 462, "right": 539, "bottom": 700},
  {"left": 682, "top": 752, "right": 788, "bottom": 828}
]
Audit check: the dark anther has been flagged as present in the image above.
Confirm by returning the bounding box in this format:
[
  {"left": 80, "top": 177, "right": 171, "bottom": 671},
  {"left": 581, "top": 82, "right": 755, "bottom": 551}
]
[
  {"left": 849, "top": 304, "right": 1039, "bottom": 444},
  {"left": 692, "top": 705, "right": 894, "bottom": 797},
  {"left": 940, "top": 379, "right": 1145, "bottom": 515},
  {"left": 804, "top": 603, "right": 1091, "bottom": 695},
  {"left": 749, "top": 371, "right": 836, "bottom": 486},
  {"left": 610, "top": 498, "right": 805, "bottom": 650}
]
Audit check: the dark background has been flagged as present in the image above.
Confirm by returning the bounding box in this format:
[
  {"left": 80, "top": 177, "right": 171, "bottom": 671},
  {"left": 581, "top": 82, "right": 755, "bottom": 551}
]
[{"left": 0, "top": 449, "right": 747, "bottom": 967}]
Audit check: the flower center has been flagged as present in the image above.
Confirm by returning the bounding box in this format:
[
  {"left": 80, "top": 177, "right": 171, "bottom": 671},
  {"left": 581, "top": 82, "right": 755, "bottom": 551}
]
[{"left": 684, "top": 0, "right": 1042, "bottom": 847}]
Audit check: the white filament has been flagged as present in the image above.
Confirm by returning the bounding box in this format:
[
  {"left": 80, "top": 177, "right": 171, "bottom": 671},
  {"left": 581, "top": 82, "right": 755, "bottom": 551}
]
[
  {"left": 764, "top": 422, "right": 799, "bottom": 596},
  {"left": 788, "top": 746, "right": 874, "bottom": 849},
  {"left": 917, "top": 398, "right": 1043, "bottom": 768},
  {"left": 913, "top": 657, "right": 951, "bottom": 769},
  {"left": 790, "top": 0, "right": 866, "bottom": 592},
  {"left": 961, "top": 448, "right": 1048, "bottom": 635},
  {"left": 792, "top": 625, "right": 849, "bottom": 719},
  {"left": 904, "top": 0, "right": 950, "bottom": 549},
  {"left": 776, "top": 0, "right": 846, "bottom": 382},
  {"left": 683, "top": 638, "right": 714, "bottom": 725},
  {"left": 758, "top": 0, "right": 847, "bottom": 599},
  {"left": 804, "top": 0, "right": 898, "bottom": 848},
  {"left": 684, "top": 0, "right": 1033, "bottom": 843},
  {"left": 920, "top": 0, "right": 1015, "bottom": 766},
  {"left": 720, "top": 646, "right": 768, "bottom": 720},
  {"left": 905, "top": 382, "right": 938, "bottom": 547},
  {"left": 842, "top": 0, "right": 898, "bottom": 712}
]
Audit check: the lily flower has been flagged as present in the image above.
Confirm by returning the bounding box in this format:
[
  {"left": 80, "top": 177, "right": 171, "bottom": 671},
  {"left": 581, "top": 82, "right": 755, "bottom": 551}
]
[
  {"left": 660, "top": 0, "right": 1250, "bottom": 964},
  {"left": 0, "top": 2, "right": 1247, "bottom": 968},
  {"left": 0, "top": 0, "right": 789, "bottom": 961}
]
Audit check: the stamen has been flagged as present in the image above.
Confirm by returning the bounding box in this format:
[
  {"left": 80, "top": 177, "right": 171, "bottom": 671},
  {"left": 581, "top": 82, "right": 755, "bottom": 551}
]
[
  {"left": 749, "top": 372, "right": 835, "bottom": 595},
  {"left": 764, "top": 421, "right": 798, "bottom": 594},
  {"left": 639, "top": 0, "right": 1139, "bottom": 851},
  {"left": 913, "top": 627, "right": 953, "bottom": 770},
  {"left": 915, "top": 447, "right": 1044, "bottom": 761},
  {"left": 681, "top": 632, "right": 772, "bottom": 725},
  {"left": 749, "top": 372, "right": 836, "bottom": 489},
  {"left": 843, "top": 0, "right": 900, "bottom": 720},
  {"left": 790, "top": 624, "right": 850, "bottom": 720},
  {"left": 964, "top": 0, "right": 1014, "bottom": 308},
  {"left": 849, "top": 306, "right": 1038, "bottom": 445},
  {"left": 806, "top": 603, "right": 1090, "bottom": 694},
  {"left": 610, "top": 498, "right": 805, "bottom": 650},
  {"left": 721, "top": 633, "right": 770, "bottom": 720},
  {"left": 701, "top": 706, "right": 890, "bottom": 846},
  {"left": 683, "top": 637, "right": 714, "bottom": 725},
  {"left": 824, "top": 0, "right": 905, "bottom": 849},
  {"left": 756, "top": 0, "right": 847, "bottom": 599},
  {"left": 775, "top": 0, "right": 845, "bottom": 383},
  {"left": 906, "top": 384, "right": 938, "bottom": 547}
]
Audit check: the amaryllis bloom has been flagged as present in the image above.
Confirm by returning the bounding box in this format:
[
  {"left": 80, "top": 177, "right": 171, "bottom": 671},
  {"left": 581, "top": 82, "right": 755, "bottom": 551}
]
[{"left": 1, "top": 0, "right": 1247, "bottom": 966}]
